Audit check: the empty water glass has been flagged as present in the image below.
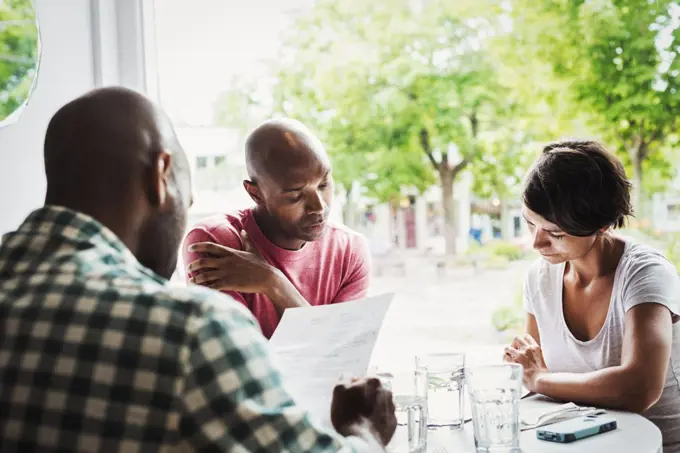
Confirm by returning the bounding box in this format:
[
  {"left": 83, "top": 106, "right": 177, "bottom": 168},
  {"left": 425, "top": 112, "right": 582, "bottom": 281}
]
[
  {"left": 376, "top": 368, "right": 428, "bottom": 453},
  {"left": 415, "top": 352, "right": 465, "bottom": 430},
  {"left": 466, "top": 364, "right": 523, "bottom": 453}
]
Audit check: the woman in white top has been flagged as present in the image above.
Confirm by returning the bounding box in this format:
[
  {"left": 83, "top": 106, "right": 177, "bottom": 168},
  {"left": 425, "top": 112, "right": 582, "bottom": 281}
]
[{"left": 504, "top": 140, "right": 680, "bottom": 452}]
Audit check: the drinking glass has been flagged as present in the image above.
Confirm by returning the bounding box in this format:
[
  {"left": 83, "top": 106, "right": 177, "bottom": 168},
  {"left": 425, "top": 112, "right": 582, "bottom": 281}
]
[
  {"left": 466, "top": 364, "right": 523, "bottom": 453},
  {"left": 415, "top": 352, "right": 465, "bottom": 430},
  {"left": 376, "top": 368, "right": 428, "bottom": 453}
]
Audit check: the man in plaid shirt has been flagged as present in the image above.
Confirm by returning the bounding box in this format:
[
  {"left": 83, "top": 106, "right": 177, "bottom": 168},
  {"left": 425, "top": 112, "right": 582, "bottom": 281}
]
[{"left": 0, "top": 87, "right": 396, "bottom": 452}]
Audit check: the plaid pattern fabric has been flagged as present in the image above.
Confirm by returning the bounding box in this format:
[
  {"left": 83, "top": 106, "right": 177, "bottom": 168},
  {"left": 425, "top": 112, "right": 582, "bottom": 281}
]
[{"left": 0, "top": 206, "right": 360, "bottom": 453}]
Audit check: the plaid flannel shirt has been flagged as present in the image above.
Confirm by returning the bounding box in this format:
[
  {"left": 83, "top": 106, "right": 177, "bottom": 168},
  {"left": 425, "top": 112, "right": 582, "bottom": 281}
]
[{"left": 0, "top": 206, "right": 363, "bottom": 453}]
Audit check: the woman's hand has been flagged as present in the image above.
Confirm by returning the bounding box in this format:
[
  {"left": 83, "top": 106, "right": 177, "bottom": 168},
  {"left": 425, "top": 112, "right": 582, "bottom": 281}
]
[{"left": 503, "top": 334, "right": 548, "bottom": 392}]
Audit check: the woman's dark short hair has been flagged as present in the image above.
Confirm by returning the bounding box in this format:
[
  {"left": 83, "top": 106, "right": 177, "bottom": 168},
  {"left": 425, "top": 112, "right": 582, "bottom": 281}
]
[{"left": 523, "top": 139, "right": 633, "bottom": 237}]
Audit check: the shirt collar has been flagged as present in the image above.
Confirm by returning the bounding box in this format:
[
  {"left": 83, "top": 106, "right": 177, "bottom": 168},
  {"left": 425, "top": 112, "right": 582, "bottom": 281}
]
[{"left": 3, "top": 205, "right": 161, "bottom": 281}]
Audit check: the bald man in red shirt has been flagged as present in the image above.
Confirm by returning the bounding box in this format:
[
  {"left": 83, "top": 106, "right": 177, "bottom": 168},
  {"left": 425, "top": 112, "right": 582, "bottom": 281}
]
[{"left": 183, "top": 119, "right": 371, "bottom": 339}]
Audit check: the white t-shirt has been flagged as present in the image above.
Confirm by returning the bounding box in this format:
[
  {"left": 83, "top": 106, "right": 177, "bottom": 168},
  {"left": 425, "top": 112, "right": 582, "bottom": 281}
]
[{"left": 525, "top": 240, "right": 680, "bottom": 452}]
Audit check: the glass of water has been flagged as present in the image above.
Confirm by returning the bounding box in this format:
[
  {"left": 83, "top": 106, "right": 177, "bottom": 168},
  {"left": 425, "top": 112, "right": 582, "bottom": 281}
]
[
  {"left": 466, "top": 364, "right": 523, "bottom": 453},
  {"left": 376, "top": 368, "right": 428, "bottom": 453},
  {"left": 415, "top": 352, "right": 465, "bottom": 430}
]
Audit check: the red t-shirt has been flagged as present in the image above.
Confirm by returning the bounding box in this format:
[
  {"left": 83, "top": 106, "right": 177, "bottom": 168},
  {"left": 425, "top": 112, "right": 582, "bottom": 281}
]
[{"left": 182, "top": 208, "right": 372, "bottom": 338}]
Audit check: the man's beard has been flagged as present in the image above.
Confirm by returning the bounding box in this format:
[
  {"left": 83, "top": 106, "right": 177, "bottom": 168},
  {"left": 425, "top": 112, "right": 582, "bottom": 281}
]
[{"left": 137, "top": 210, "right": 183, "bottom": 280}]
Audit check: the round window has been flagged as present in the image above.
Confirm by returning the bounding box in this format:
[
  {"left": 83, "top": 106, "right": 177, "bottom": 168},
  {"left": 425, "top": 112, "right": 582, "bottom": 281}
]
[{"left": 0, "top": 0, "right": 40, "bottom": 127}]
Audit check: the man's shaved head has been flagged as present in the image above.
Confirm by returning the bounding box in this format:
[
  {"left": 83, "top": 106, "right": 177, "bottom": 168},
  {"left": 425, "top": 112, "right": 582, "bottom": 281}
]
[
  {"left": 44, "top": 87, "right": 186, "bottom": 204},
  {"left": 243, "top": 118, "right": 333, "bottom": 250},
  {"left": 43, "top": 87, "right": 192, "bottom": 278},
  {"left": 245, "top": 118, "right": 329, "bottom": 181}
]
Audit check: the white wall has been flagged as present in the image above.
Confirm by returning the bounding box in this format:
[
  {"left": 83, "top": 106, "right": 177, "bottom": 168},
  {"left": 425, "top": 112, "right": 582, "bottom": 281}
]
[
  {"left": 0, "top": 0, "right": 95, "bottom": 235},
  {"left": 0, "top": 0, "right": 148, "bottom": 235}
]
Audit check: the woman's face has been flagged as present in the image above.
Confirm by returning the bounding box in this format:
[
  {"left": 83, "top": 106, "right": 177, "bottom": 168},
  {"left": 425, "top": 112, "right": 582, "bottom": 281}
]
[{"left": 522, "top": 205, "right": 598, "bottom": 264}]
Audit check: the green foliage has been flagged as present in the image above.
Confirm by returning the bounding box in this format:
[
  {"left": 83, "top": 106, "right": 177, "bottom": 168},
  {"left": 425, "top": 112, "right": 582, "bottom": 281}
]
[
  {"left": 469, "top": 129, "right": 539, "bottom": 200},
  {"left": 486, "top": 241, "right": 524, "bottom": 261},
  {"left": 509, "top": 0, "right": 680, "bottom": 207},
  {"left": 491, "top": 305, "right": 522, "bottom": 332},
  {"left": 483, "top": 254, "right": 511, "bottom": 270},
  {"left": 209, "top": 0, "right": 680, "bottom": 250},
  {"left": 267, "top": 0, "right": 503, "bottom": 197},
  {"left": 0, "top": 0, "right": 39, "bottom": 121},
  {"left": 212, "top": 78, "right": 261, "bottom": 134},
  {"left": 491, "top": 286, "right": 524, "bottom": 333},
  {"left": 212, "top": 0, "right": 539, "bottom": 254},
  {"left": 466, "top": 239, "right": 525, "bottom": 261}
]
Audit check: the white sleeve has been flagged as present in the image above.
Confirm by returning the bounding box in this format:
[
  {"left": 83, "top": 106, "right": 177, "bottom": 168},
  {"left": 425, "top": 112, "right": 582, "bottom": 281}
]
[{"left": 621, "top": 253, "right": 680, "bottom": 317}]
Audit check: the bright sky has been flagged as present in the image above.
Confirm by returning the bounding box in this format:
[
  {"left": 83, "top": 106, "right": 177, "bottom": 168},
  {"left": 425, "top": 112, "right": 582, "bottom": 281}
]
[{"left": 152, "top": 0, "right": 315, "bottom": 125}]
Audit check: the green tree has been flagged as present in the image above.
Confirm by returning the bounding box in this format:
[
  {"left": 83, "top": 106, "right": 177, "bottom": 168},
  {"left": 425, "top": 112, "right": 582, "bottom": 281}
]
[
  {"left": 469, "top": 128, "right": 537, "bottom": 202},
  {"left": 282, "top": 0, "right": 519, "bottom": 254},
  {"left": 213, "top": 0, "right": 540, "bottom": 253},
  {"left": 510, "top": 0, "right": 680, "bottom": 213},
  {"left": 214, "top": 0, "right": 440, "bottom": 227},
  {"left": 213, "top": 75, "right": 269, "bottom": 134},
  {"left": 0, "top": 0, "right": 39, "bottom": 122}
]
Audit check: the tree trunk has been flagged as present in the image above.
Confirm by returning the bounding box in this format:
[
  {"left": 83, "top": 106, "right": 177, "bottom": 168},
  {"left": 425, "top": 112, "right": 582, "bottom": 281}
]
[
  {"left": 440, "top": 169, "right": 457, "bottom": 255},
  {"left": 629, "top": 150, "right": 643, "bottom": 219},
  {"left": 342, "top": 186, "right": 355, "bottom": 228},
  {"left": 389, "top": 198, "right": 400, "bottom": 248}
]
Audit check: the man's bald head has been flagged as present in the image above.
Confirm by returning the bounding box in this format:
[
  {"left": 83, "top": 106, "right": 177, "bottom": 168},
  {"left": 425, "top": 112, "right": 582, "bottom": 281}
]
[
  {"left": 245, "top": 118, "right": 330, "bottom": 182},
  {"left": 43, "top": 87, "right": 192, "bottom": 278},
  {"left": 242, "top": 118, "right": 334, "bottom": 249},
  {"left": 44, "top": 86, "right": 187, "bottom": 205}
]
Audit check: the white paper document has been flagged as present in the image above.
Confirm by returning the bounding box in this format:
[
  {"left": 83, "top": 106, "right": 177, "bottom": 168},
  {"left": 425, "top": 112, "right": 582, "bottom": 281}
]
[{"left": 269, "top": 293, "right": 394, "bottom": 426}]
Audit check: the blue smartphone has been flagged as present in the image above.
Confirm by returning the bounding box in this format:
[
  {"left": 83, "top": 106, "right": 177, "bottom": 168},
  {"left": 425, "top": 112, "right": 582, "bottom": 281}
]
[{"left": 536, "top": 413, "right": 617, "bottom": 443}]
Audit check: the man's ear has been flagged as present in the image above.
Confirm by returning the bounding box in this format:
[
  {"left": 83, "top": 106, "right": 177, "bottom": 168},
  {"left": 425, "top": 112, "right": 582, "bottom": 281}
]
[
  {"left": 148, "top": 150, "right": 173, "bottom": 208},
  {"left": 244, "top": 179, "right": 264, "bottom": 206}
]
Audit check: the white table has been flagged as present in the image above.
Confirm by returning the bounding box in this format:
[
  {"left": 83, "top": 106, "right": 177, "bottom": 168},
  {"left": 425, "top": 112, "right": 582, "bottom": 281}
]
[{"left": 427, "top": 395, "right": 662, "bottom": 453}]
